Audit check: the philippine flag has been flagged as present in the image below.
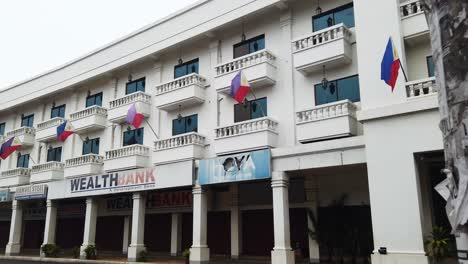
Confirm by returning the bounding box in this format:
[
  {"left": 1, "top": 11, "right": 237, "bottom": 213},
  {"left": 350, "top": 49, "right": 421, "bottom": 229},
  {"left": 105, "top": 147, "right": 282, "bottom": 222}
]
[
  {"left": 57, "top": 121, "right": 75, "bottom": 142},
  {"left": 230, "top": 71, "right": 251, "bottom": 104},
  {"left": 126, "top": 104, "right": 144, "bottom": 129},
  {"left": 0, "top": 137, "right": 22, "bottom": 160},
  {"left": 381, "top": 37, "right": 401, "bottom": 91}
]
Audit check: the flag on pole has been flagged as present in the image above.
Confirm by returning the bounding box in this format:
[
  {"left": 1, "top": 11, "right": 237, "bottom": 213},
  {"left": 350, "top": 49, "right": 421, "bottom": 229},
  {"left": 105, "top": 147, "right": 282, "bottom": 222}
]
[
  {"left": 126, "top": 104, "right": 144, "bottom": 129},
  {"left": 57, "top": 121, "right": 75, "bottom": 142},
  {"left": 230, "top": 71, "right": 251, "bottom": 104},
  {"left": 0, "top": 137, "right": 22, "bottom": 160},
  {"left": 381, "top": 37, "right": 401, "bottom": 91}
]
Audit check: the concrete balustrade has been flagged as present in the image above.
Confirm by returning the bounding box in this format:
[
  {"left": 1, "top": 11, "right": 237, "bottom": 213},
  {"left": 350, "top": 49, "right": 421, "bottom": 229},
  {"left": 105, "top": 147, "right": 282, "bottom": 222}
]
[
  {"left": 406, "top": 77, "right": 437, "bottom": 98},
  {"left": 65, "top": 154, "right": 104, "bottom": 178},
  {"left": 70, "top": 105, "right": 108, "bottom": 133},
  {"left": 31, "top": 161, "right": 65, "bottom": 183},
  {"left": 155, "top": 73, "right": 207, "bottom": 111},
  {"left": 0, "top": 168, "right": 31, "bottom": 187},
  {"left": 6, "top": 127, "right": 36, "bottom": 147},
  {"left": 36, "top": 117, "right": 66, "bottom": 142},
  {"left": 104, "top": 145, "right": 150, "bottom": 172},
  {"left": 108, "top": 92, "right": 152, "bottom": 123},
  {"left": 153, "top": 132, "right": 205, "bottom": 165}
]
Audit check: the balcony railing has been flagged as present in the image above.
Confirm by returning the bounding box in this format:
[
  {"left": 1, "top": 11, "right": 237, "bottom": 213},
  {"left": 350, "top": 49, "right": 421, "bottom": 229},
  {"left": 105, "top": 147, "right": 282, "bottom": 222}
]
[
  {"left": 109, "top": 91, "right": 151, "bottom": 109},
  {"left": 155, "top": 132, "right": 205, "bottom": 151},
  {"left": 296, "top": 100, "right": 357, "bottom": 123},
  {"left": 32, "top": 161, "right": 65, "bottom": 173},
  {"left": 406, "top": 77, "right": 437, "bottom": 98},
  {"left": 215, "top": 117, "right": 278, "bottom": 139},
  {"left": 215, "top": 50, "right": 276, "bottom": 77},
  {"left": 400, "top": 0, "right": 423, "bottom": 18},
  {"left": 1, "top": 168, "right": 31, "bottom": 178},
  {"left": 105, "top": 145, "right": 150, "bottom": 160},
  {"left": 156, "top": 73, "right": 206, "bottom": 95},
  {"left": 6, "top": 127, "right": 36, "bottom": 138},
  {"left": 65, "top": 154, "right": 104, "bottom": 167},
  {"left": 70, "top": 105, "right": 108, "bottom": 121},
  {"left": 292, "top": 24, "right": 352, "bottom": 53},
  {"left": 37, "top": 117, "right": 66, "bottom": 131}
]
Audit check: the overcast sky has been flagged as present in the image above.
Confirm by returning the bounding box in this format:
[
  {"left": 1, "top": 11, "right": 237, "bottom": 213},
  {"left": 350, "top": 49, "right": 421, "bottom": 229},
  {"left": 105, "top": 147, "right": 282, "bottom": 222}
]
[{"left": 0, "top": 0, "right": 198, "bottom": 89}]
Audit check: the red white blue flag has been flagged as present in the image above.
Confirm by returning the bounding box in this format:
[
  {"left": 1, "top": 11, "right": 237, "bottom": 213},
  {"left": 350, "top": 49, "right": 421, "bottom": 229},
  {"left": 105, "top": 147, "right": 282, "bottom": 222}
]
[
  {"left": 126, "top": 104, "right": 144, "bottom": 129},
  {"left": 381, "top": 37, "right": 401, "bottom": 91},
  {"left": 230, "top": 71, "right": 251, "bottom": 104},
  {"left": 57, "top": 121, "right": 75, "bottom": 142},
  {"left": 0, "top": 137, "right": 22, "bottom": 160}
]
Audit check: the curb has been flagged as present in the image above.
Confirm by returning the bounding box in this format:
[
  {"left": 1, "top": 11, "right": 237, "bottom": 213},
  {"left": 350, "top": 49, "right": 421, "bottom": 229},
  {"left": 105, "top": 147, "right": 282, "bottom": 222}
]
[{"left": 0, "top": 256, "right": 147, "bottom": 264}]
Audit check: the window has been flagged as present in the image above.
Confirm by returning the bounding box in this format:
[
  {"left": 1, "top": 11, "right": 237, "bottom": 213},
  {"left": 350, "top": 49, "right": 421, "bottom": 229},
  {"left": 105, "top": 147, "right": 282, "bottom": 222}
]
[
  {"left": 313, "top": 3, "right": 355, "bottom": 31},
  {"left": 86, "top": 92, "right": 103, "bottom": 108},
  {"left": 51, "top": 104, "right": 66, "bottom": 118},
  {"left": 314, "top": 75, "right": 360, "bottom": 106},
  {"left": 17, "top": 153, "right": 30, "bottom": 168},
  {"left": 172, "top": 114, "right": 198, "bottom": 136},
  {"left": 234, "top": 97, "right": 267, "bottom": 123},
  {"left": 427, "top": 56, "right": 435, "bottom": 77},
  {"left": 21, "top": 114, "right": 34, "bottom": 127},
  {"left": 233, "top": 35, "right": 265, "bottom": 58},
  {"left": 82, "top": 138, "right": 100, "bottom": 155},
  {"left": 174, "top": 58, "right": 199, "bottom": 79},
  {"left": 123, "top": 128, "right": 144, "bottom": 146},
  {"left": 0, "top": 123, "right": 5, "bottom": 136},
  {"left": 126, "top": 78, "right": 146, "bottom": 95},
  {"left": 47, "top": 147, "right": 62, "bottom": 162}
]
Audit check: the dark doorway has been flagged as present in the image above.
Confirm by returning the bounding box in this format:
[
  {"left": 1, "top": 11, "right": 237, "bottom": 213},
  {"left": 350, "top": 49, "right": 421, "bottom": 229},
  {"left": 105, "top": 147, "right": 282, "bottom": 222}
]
[
  {"left": 242, "top": 209, "right": 274, "bottom": 256},
  {"left": 23, "top": 220, "right": 45, "bottom": 249},
  {"left": 145, "top": 214, "right": 172, "bottom": 253},
  {"left": 181, "top": 213, "right": 193, "bottom": 252},
  {"left": 0, "top": 221, "right": 10, "bottom": 248},
  {"left": 95, "top": 216, "right": 124, "bottom": 251},
  {"left": 56, "top": 218, "right": 85, "bottom": 249},
  {"left": 207, "top": 211, "right": 231, "bottom": 256},
  {"left": 290, "top": 208, "right": 309, "bottom": 258}
]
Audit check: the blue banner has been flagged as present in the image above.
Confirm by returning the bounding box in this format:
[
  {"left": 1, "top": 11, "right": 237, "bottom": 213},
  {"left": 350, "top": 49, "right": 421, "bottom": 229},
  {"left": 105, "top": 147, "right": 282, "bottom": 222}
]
[
  {"left": 0, "top": 190, "right": 10, "bottom": 202},
  {"left": 198, "top": 149, "right": 271, "bottom": 185}
]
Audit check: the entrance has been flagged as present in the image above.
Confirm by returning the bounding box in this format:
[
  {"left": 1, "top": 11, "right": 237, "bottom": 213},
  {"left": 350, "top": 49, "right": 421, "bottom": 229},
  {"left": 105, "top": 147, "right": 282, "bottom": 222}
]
[
  {"left": 23, "top": 220, "right": 45, "bottom": 249},
  {"left": 290, "top": 208, "right": 309, "bottom": 258},
  {"left": 242, "top": 209, "right": 274, "bottom": 256},
  {"left": 207, "top": 211, "right": 230, "bottom": 256},
  {"left": 145, "top": 213, "right": 171, "bottom": 253},
  {"left": 0, "top": 221, "right": 10, "bottom": 249},
  {"left": 181, "top": 212, "right": 192, "bottom": 252},
  {"left": 56, "top": 218, "right": 85, "bottom": 249},
  {"left": 96, "top": 216, "right": 125, "bottom": 251}
]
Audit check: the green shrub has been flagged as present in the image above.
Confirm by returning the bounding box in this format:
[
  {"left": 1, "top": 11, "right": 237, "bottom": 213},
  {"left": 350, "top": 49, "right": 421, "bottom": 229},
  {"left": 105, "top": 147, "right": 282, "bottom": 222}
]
[
  {"left": 84, "top": 245, "right": 97, "bottom": 260},
  {"left": 137, "top": 249, "right": 148, "bottom": 262},
  {"left": 41, "top": 244, "right": 61, "bottom": 258},
  {"left": 182, "top": 248, "right": 190, "bottom": 258},
  {"left": 72, "top": 246, "right": 80, "bottom": 259},
  {"left": 425, "top": 226, "right": 451, "bottom": 262}
]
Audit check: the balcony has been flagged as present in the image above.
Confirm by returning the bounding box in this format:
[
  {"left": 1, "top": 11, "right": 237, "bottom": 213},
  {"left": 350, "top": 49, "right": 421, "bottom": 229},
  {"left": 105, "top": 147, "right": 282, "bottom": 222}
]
[
  {"left": 406, "top": 77, "right": 437, "bottom": 99},
  {"left": 65, "top": 154, "right": 104, "bottom": 178},
  {"left": 6, "top": 127, "right": 36, "bottom": 147},
  {"left": 0, "top": 168, "right": 31, "bottom": 187},
  {"left": 214, "top": 50, "right": 277, "bottom": 93},
  {"left": 296, "top": 100, "right": 359, "bottom": 143},
  {"left": 214, "top": 117, "right": 278, "bottom": 155},
  {"left": 153, "top": 132, "right": 205, "bottom": 165},
  {"left": 108, "top": 92, "right": 152, "bottom": 123},
  {"left": 36, "top": 117, "right": 66, "bottom": 142},
  {"left": 30, "top": 161, "right": 65, "bottom": 183},
  {"left": 104, "top": 145, "right": 150, "bottom": 172},
  {"left": 292, "top": 24, "right": 352, "bottom": 75},
  {"left": 400, "top": 0, "right": 429, "bottom": 39},
  {"left": 155, "top": 73, "right": 207, "bottom": 111},
  {"left": 70, "top": 106, "right": 108, "bottom": 133}
]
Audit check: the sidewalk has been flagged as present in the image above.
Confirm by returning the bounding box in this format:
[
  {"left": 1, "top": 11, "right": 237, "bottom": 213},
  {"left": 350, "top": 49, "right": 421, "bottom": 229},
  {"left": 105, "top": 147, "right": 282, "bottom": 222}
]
[{"left": 0, "top": 255, "right": 185, "bottom": 264}]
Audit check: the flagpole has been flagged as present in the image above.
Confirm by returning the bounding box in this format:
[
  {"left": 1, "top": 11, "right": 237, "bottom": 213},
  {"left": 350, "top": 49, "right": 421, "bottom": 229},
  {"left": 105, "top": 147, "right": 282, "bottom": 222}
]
[
  {"left": 144, "top": 119, "right": 159, "bottom": 140},
  {"left": 399, "top": 60, "right": 409, "bottom": 82},
  {"left": 28, "top": 155, "right": 37, "bottom": 165}
]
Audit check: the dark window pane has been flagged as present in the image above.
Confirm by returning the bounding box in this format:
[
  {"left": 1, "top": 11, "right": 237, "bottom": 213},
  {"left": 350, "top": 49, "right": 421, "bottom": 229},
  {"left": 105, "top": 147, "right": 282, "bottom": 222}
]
[
  {"left": 185, "top": 115, "right": 198, "bottom": 133},
  {"left": 136, "top": 79, "right": 145, "bottom": 92},
  {"left": 313, "top": 13, "right": 334, "bottom": 31},
  {"left": 0, "top": 123, "right": 5, "bottom": 135},
  {"left": 234, "top": 98, "right": 267, "bottom": 122},
  {"left": 174, "top": 59, "right": 199, "bottom": 79},
  {"left": 334, "top": 6, "right": 355, "bottom": 28},
  {"left": 234, "top": 43, "right": 249, "bottom": 58},
  {"left": 251, "top": 98, "right": 267, "bottom": 119},
  {"left": 126, "top": 78, "right": 145, "bottom": 94},
  {"left": 126, "top": 82, "right": 137, "bottom": 94},
  {"left": 174, "top": 65, "right": 187, "bottom": 79},
  {"left": 83, "top": 141, "right": 91, "bottom": 155},
  {"left": 315, "top": 81, "right": 338, "bottom": 105},
  {"left": 51, "top": 105, "right": 66, "bottom": 118},
  {"left": 337, "top": 76, "right": 360, "bottom": 102},
  {"left": 313, "top": 3, "right": 354, "bottom": 31},
  {"left": 21, "top": 115, "right": 34, "bottom": 127},
  {"left": 187, "top": 61, "right": 199, "bottom": 75},
  {"left": 17, "top": 154, "right": 29, "bottom": 168},
  {"left": 427, "top": 56, "right": 435, "bottom": 77},
  {"left": 172, "top": 118, "right": 186, "bottom": 136},
  {"left": 83, "top": 138, "right": 100, "bottom": 155},
  {"left": 172, "top": 115, "right": 198, "bottom": 136},
  {"left": 86, "top": 93, "right": 103, "bottom": 108},
  {"left": 47, "top": 147, "right": 62, "bottom": 162},
  {"left": 234, "top": 102, "right": 251, "bottom": 123},
  {"left": 123, "top": 128, "right": 144, "bottom": 146},
  {"left": 250, "top": 37, "right": 265, "bottom": 53}
]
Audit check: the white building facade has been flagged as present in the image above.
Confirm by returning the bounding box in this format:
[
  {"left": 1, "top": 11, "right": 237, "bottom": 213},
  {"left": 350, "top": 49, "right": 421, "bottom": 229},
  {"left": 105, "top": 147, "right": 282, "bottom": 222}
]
[{"left": 0, "top": 0, "right": 449, "bottom": 264}]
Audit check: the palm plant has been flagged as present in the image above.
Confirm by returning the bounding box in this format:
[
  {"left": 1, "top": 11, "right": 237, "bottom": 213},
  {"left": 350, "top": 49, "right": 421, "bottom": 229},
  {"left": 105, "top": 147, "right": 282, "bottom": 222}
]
[{"left": 425, "top": 226, "right": 451, "bottom": 263}]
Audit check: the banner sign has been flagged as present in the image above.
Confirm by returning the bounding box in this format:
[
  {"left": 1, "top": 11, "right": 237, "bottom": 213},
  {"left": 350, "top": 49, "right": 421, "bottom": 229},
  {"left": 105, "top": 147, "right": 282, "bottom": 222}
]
[
  {"left": 15, "top": 184, "right": 48, "bottom": 200},
  {"left": 198, "top": 149, "right": 271, "bottom": 185},
  {"left": 106, "top": 190, "right": 192, "bottom": 212},
  {"left": 0, "top": 190, "right": 11, "bottom": 202}
]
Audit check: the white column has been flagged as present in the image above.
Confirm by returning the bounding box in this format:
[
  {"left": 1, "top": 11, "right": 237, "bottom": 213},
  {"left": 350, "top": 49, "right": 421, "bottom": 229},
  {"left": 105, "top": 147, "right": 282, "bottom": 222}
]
[
  {"left": 114, "top": 125, "right": 122, "bottom": 149},
  {"left": 271, "top": 171, "right": 295, "bottom": 264},
  {"left": 5, "top": 200, "right": 23, "bottom": 256},
  {"left": 122, "top": 216, "right": 131, "bottom": 254},
  {"left": 128, "top": 192, "right": 146, "bottom": 262},
  {"left": 456, "top": 227, "right": 468, "bottom": 264},
  {"left": 80, "top": 197, "right": 98, "bottom": 258},
  {"left": 230, "top": 184, "right": 241, "bottom": 259},
  {"left": 41, "top": 200, "right": 57, "bottom": 256},
  {"left": 305, "top": 178, "right": 320, "bottom": 263},
  {"left": 190, "top": 184, "right": 209, "bottom": 264},
  {"left": 170, "top": 213, "right": 182, "bottom": 256}
]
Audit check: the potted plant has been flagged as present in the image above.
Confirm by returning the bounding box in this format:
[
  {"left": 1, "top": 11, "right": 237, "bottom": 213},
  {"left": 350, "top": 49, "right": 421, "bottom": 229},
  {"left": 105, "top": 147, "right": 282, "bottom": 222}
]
[
  {"left": 425, "top": 226, "right": 451, "bottom": 263},
  {"left": 41, "top": 244, "right": 61, "bottom": 258},
  {"left": 137, "top": 249, "right": 148, "bottom": 262},
  {"left": 84, "top": 245, "right": 97, "bottom": 260},
  {"left": 72, "top": 246, "right": 80, "bottom": 259},
  {"left": 182, "top": 249, "right": 190, "bottom": 264}
]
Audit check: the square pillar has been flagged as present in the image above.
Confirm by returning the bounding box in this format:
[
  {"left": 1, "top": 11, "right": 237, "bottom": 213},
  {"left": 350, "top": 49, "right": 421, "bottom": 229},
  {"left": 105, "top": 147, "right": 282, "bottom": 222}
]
[
  {"left": 305, "top": 177, "right": 320, "bottom": 263},
  {"left": 190, "top": 184, "right": 209, "bottom": 264},
  {"left": 128, "top": 192, "right": 146, "bottom": 262},
  {"left": 230, "top": 184, "right": 241, "bottom": 259},
  {"left": 5, "top": 200, "right": 23, "bottom": 256},
  {"left": 271, "top": 171, "right": 295, "bottom": 264},
  {"left": 170, "top": 213, "right": 182, "bottom": 256},
  {"left": 80, "top": 197, "right": 98, "bottom": 258},
  {"left": 41, "top": 200, "right": 58, "bottom": 256},
  {"left": 122, "top": 216, "right": 131, "bottom": 254}
]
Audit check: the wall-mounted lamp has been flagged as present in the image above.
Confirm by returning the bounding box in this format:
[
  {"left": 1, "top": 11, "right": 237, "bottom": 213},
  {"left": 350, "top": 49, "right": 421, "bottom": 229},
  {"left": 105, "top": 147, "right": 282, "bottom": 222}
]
[
  {"left": 321, "top": 65, "right": 328, "bottom": 89},
  {"left": 85, "top": 136, "right": 90, "bottom": 143},
  {"left": 316, "top": 0, "right": 322, "bottom": 14},
  {"left": 52, "top": 101, "right": 56, "bottom": 108},
  {"left": 128, "top": 73, "right": 133, "bottom": 82},
  {"left": 177, "top": 105, "right": 183, "bottom": 121},
  {"left": 127, "top": 126, "right": 132, "bottom": 132},
  {"left": 87, "top": 90, "right": 91, "bottom": 97}
]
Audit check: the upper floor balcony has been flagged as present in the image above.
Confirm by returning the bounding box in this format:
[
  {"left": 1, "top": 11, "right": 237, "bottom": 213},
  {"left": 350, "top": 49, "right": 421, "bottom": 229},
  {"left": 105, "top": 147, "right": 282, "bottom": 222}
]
[
  {"left": 6, "top": 127, "right": 36, "bottom": 147},
  {"left": 0, "top": 168, "right": 31, "bottom": 187},
  {"left": 104, "top": 144, "right": 150, "bottom": 172},
  {"left": 400, "top": 0, "right": 428, "bottom": 39},
  {"left": 406, "top": 77, "right": 437, "bottom": 99},
  {"left": 108, "top": 91, "right": 152, "bottom": 123},
  {"left": 214, "top": 50, "right": 277, "bottom": 93},
  {"left": 155, "top": 73, "right": 207, "bottom": 111},
  {"left": 36, "top": 117, "right": 66, "bottom": 142},
  {"left": 214, "top": 117, "right": 278, "bottom": 155},
  {"left": 153, "top": 132, "right": 205, "bottom": 165},
  {"left": 30, "top": 161, "right": 64, "bottom": 183},
  {"left": 65, "top": 154, "right": 104, "bottom": 178},
  {"left": 292, "top": 23, "right": 352, "bottom": 75},
  {"left": 70, "top": 106, "right": 108, "bottom": 133},
  {"left": 296, "top": 100, "right": 359, "bottom": 143}
]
